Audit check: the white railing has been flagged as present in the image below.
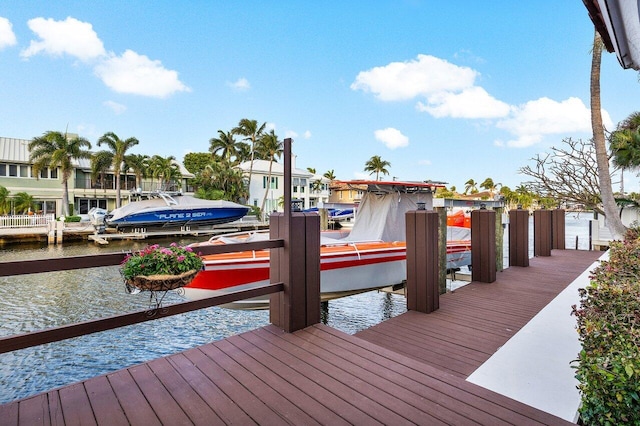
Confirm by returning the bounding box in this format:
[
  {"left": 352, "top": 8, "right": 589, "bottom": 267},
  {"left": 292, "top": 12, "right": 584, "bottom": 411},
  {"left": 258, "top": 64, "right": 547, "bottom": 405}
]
[{"left": 0, "top": 214, "right": 55, "bottom": 229}]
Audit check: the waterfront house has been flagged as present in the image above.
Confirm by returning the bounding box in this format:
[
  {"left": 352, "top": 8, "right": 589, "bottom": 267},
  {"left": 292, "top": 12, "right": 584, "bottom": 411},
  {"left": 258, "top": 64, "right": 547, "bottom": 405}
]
[
  {"left": 0, "top": 136, "right": 193, "bottom": 217},
  {"left": 238, "top": 157, "right": 330, "bottom": 212}
]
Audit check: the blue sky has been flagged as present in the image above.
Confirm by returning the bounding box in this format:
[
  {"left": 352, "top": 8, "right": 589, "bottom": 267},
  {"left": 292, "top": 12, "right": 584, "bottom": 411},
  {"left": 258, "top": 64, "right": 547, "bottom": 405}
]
[{"left": 1, "top": 1, "right": 639, "bottom": 192}]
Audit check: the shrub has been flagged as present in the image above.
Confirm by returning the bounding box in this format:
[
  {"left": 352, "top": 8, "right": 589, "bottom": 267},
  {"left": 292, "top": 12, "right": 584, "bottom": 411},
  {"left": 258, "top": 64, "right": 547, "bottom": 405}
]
[
  {"left": 572, "top": 228, "right": 640, "bottom": 425},
  {"left": 63, "top": 215, "right": 82, "bottom": 222}
]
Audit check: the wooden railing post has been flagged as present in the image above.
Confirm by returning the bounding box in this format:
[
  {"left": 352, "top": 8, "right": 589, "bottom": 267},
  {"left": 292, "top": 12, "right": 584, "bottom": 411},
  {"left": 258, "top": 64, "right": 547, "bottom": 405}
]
[
  {"left": 406, "top": 209, "right": 439, "bottom": 313},
  {"left": 509, "top": 207, "right": 529, "bottom": 267},
  {"left": 269, "top": 213, "right": 320, "bottom": 332},
  {"left": 269, "top": 137, "right": 321, "bottom": 332},
  {"left": 552, "top": 209, "right": 566, "bottom": 250},
  {"left": 471, "top": 207, "right": 496, "bottom": 283},
  {"left": 533, "top": 209, "right": 552, "bottom": 256}
]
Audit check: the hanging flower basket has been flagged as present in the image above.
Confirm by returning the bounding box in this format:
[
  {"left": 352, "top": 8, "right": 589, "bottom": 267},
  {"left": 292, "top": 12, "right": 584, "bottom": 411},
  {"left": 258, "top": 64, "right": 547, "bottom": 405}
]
[
  {"left": 125, "top": 269, "right": 199, "bottom": 292},
  {"left": 121, "top": 243, "right": 203, "bottom": 293}
]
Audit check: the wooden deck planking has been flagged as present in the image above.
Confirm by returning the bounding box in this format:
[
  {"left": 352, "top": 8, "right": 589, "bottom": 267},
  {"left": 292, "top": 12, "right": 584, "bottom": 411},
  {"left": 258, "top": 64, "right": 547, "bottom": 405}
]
[
  {"left": 355, "top": 249, "right": 602, "bottom": 379},
  {"left": 1, "top": 250, "right": 599, "bottom": 425}
]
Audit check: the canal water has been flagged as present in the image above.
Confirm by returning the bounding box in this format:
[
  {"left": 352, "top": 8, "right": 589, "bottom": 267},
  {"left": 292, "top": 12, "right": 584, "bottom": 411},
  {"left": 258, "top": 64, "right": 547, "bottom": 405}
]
[{"left": 0, "top": 213, "right": 592, "bottom": 403}]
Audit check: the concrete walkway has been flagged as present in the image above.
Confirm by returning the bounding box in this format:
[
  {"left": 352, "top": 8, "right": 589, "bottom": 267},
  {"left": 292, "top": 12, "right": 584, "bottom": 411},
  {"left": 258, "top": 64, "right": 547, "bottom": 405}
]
[{"left": 467, "top": 251, "right": 607, "bottom": 422}]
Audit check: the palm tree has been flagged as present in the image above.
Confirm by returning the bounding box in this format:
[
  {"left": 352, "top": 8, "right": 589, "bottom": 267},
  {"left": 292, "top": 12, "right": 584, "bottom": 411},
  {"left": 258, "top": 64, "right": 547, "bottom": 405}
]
[
  {"left": 0, "top": 185, "right": 10, "bottom": 215},
  {"left": 464, "top": 179, "right": 477, "bottom": 195},
  {"left": 307, "top": 167, "right": 316, "bottom": 174},
  {"left": 97, "top": 132, "right": 139, "bottom": 208},
  {"left": 610, "top": 112, "right": 640, "bottom": 193},
  {"left": 124, "top": 154, "right": 149, "bottom": 191},
  {"left": 480, "top": 178, "right": 500, "bottom": 198},
  {"left": 232, "top": 119, "right": 266, "bottom": 201},
  {"left": 364, "top": 155, "right": 391, "bottom": 181},
  {"left": 149, "top": 155, "right": 181, "bottom": 191},
  {"left": 13, "top": 192, "right": 36, "bottom": 214},
  {"left": 323, "top": 169, "right": 336, "bottom": 181},
  {"left": 90, "top": 150, "right": 114, "bottom": 189},
  {"left": 590, "top": 30, "right": 626, "bottom": 238},
  {"left": 256, "top": 130, "right": 284, "bottom": 214},
  {"left": 209, "top": 130, "right": 239, "bottom": 163},
  {"left": 29, "top": 131, "right": 92, "bottom": 216}
]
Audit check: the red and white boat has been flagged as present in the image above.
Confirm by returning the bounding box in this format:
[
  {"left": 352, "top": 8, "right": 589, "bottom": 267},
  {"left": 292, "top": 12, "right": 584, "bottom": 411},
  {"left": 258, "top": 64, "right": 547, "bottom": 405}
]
[{"left": 184, "top": 180, "right": 472, "bottom": 309}]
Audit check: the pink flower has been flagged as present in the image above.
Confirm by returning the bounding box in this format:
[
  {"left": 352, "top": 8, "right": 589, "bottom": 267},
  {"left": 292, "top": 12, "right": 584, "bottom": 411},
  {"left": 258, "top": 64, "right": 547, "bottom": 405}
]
[{"left": 177, "top": 255, "right": 185, "bottom": 262}]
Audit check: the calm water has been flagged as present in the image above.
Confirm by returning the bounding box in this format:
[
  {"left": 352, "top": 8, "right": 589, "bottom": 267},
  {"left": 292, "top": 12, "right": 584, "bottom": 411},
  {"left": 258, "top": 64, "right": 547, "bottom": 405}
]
[
  {"left": 0, "top": 213, "right": 591, "bottom": 403},
  {"left": 0, "top": 237, "right": 408, "bottom": 403}
]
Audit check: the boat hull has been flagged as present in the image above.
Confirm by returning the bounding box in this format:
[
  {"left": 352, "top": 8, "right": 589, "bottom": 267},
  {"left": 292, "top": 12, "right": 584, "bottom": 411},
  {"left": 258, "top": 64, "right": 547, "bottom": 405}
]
[
  {"left": 183, "top": 240, "right": 471, "bottom": 309},
  {"left": 106, "top": 206, "right": 248, "bottom": 228}
]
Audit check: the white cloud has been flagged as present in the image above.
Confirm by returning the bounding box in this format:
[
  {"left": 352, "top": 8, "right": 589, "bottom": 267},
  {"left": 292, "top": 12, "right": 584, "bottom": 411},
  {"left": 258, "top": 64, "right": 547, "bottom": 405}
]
[
  {"left": 303, "top": 130, "right": 312, "bottom": 139},
  {"left": 265, "top": 122, "right": 277, "bottom": 132},
  {"left": 351, "top": 54, "right": 477, "bottom": 101},
  {"left": 103, "top": 100, "right": 127, "bottom": 115},
  {"left": 354, "top": 54, "right": 614, "bottom": 149},
  {"left": 227, "top": 77, "right": 251, "bottom": 91},
  {"left": 21, "top": 17, "right": 105, "bottom": 61},
  {"left": 284, "top": 130, "right": 298, "bottom": 139},
  {"left": 495, "top": 97, "right": 612, "bottom": 148},
  {"left": 417, "top": 86, "right": 510, "bottom": 119},
  {"left": 374, "top": 127, "right": 409, "bottom": 149},
  {"left": 418, "top": 159, "right": 432, "bottom": 166},
  {"left": 94, "top": 50, "right": 190, "bottom": 98},
  {"left": 0, "top": 17, "right": 17, "bottom": 49}
]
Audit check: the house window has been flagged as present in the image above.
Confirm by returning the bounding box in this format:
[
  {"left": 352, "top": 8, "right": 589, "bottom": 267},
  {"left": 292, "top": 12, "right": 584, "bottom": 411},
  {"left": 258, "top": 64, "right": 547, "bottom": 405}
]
[
  {"left": 19, "top": 165, "right": 29, "bottom": 177},
  {"left": 301, "top": 186, "right": 305, "bottom": 193},
  {"left": 0, "top": 164, "right": 5, "bottom": 176},
  {"left": 50, "top": 168, "right": 58, "bottom": 179},
  {"left": 9, "top": 165, "right": 17, "bottom": 177},
  {"left": 40, "top": 168, "right": 48, "bottom": 179},
  {"left": 293, "top": 186, "right": 298, "bottom": 193}
]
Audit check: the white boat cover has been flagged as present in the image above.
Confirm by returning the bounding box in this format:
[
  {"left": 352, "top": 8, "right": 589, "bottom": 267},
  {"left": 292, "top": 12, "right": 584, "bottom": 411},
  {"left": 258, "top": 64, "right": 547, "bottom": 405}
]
[{"left": 345, "top": 192, "right": 432, "bottom": 242}]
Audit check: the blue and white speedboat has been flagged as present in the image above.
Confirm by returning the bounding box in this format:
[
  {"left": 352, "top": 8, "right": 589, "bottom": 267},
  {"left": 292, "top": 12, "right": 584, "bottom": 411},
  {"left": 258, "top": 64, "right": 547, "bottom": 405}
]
[{"left": 104, "top": 193, "right": 249, "bottom": 229}]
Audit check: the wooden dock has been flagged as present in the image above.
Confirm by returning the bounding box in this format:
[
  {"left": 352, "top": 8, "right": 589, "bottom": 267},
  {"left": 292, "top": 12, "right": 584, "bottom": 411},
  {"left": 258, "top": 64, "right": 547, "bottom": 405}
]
[{"left": 0, "top": 250, "right": 601, "bottom": 425}]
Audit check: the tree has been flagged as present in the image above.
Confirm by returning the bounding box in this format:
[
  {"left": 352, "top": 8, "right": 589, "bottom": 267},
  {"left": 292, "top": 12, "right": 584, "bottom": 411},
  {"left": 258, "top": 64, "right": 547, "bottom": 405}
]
[
  {"left": 364, "top": 155, "right": 391, "bottom": 181},
  {"left": 97, "top": 132, "right": 139, "bottom": 208},
  {"left": 149, "top": 155, "right": 181, "bottom": 191},
  {"left": 0, "top": 185, "right": 10, "bottom": 215},
  {"left": 182, "top": 152, "right": 212, "bottom": 175},
  {"left": 90, "top": 150, "right": 114, "bottom": 189},
  {"left": 609, "top": 111, "right": 640, "bottom": 193},
  {"left": 209, "top": 130, "right": 239, "bottom": 164},
  {"left": 13, "top": 192, "right": 36, "bottom": 214},
  {"left": 307, "top": 167, "right": 316, "bottom": 174},
  {"left": 29, "top": 131, "right": 92, "bottom": 216},
  {"left": 323, "top": 169, "right": 336, "bottom": 181},
  {"left": 590, "top": 31, "right": 626, "bottom": 238},
  {"left": 520, "top": 137, "right": 607, "bottom": 213},
  {"left": 480, "top": 178, "right": 500, "bottom": 198},
  {"left": 124, "top": 154, "right": 149, "bottom": 191},
  {"left": 233, "top": 119, "right": 266, "bottom": 201},
  {"left": 464, "top": 179, "right": 477, "bottom": 195},
  {"left": 256, "top": 130, "right": 283, "bottom": 215}
]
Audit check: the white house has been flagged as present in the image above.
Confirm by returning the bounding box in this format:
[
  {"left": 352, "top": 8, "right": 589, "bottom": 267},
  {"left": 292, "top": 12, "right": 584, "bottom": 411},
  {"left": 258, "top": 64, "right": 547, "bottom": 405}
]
[{"left": 238, "top": 157, "right": 330, "bottom": 213}]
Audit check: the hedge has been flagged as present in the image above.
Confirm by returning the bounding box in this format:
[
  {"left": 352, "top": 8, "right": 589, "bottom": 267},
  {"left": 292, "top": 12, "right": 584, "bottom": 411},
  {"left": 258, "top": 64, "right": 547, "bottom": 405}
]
[{"left": 572, "top": 228, "right": 640, "bottom": 425}]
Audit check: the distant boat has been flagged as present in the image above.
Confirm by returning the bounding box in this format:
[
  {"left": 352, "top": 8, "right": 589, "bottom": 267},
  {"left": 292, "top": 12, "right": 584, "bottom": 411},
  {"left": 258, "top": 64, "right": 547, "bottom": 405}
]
[
  {"left": 103, "top": 193, "right": 249, "bottom": 229},
  {"left": 303, "top": 207, "right": 354, "bottom": 221}
]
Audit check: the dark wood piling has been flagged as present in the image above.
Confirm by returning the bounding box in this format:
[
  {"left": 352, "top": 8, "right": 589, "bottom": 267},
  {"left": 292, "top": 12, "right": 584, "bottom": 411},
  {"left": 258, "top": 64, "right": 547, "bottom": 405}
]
[
  {"left": 471, "top": 207, "right": 496, "bottom": 283},
  {"left": 509, "top": 208, "right": 530, "bottom": 267},
  {"left": 534, "top": 209, "right": 552, "bottom": 256},
  {"left": 406, "top": 209, "right": 440, "bottom": 313}
]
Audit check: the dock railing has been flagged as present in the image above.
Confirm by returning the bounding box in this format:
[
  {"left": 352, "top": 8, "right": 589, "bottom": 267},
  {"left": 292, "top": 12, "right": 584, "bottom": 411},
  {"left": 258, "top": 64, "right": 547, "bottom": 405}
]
[
  {"left": 0, "top": 213, "right": 54, "bottom": 229},
  {"left": 0, "top": 237, "right": 285, "bottom": 355},
  {"left": 0, "top": 138, "right": 317, "bottom": 356}
]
